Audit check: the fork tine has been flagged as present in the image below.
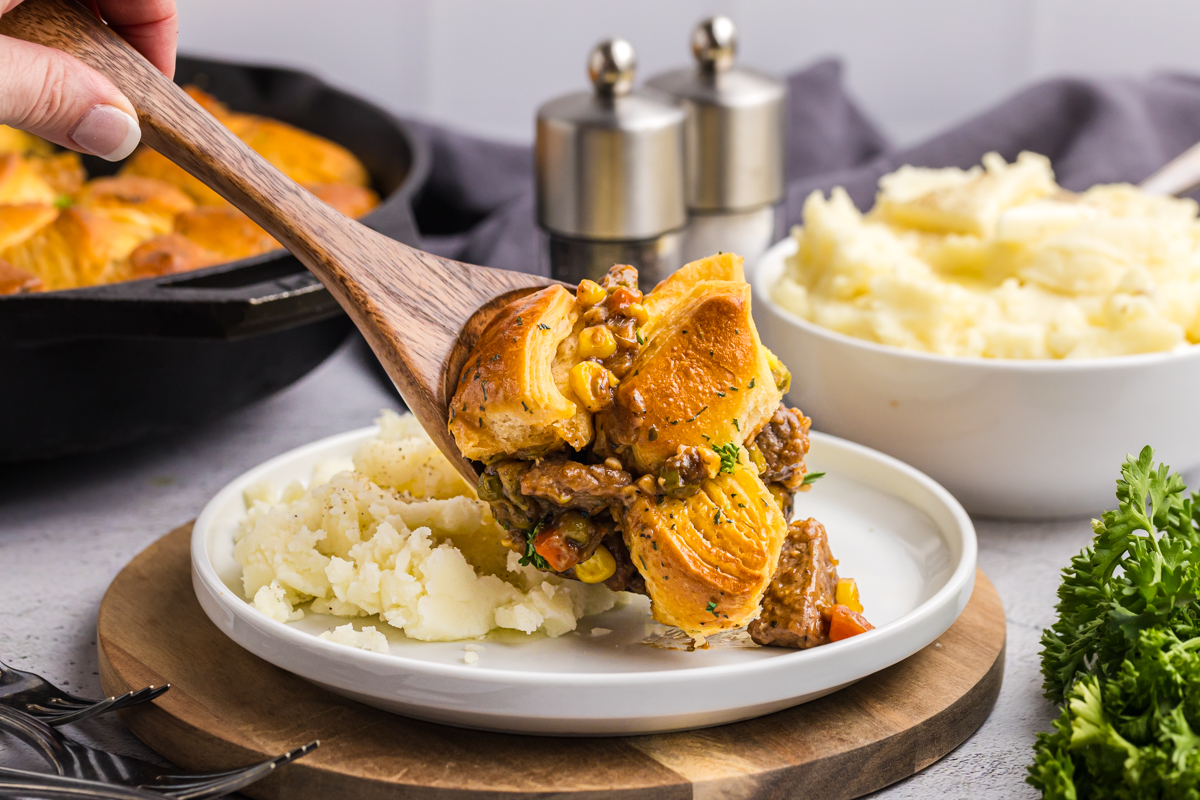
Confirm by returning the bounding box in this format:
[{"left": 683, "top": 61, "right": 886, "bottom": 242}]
[
  {"left": 0, "top": 766, "right": 164, "bottom": 800},
  {"left": 148, "top": 741, "right": 319, "bottom": 799},
  {"left": 43, "top": 684, "right": 171, "bottom": 726}
]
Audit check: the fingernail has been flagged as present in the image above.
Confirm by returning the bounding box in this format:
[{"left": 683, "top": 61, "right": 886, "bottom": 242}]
[{"left": 68, "top": 104, "right": 140, "bottom": 161}]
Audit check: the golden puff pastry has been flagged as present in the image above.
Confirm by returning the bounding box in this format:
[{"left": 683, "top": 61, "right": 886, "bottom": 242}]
[
  {"left": 306, "top": 183, "right": 381, "bottom": 218},
  {"left": 0, "top": 126, "right": 52, "bottom": 156},
  {"left": 76, "top": 176, "right": 196, "bottom": 236},
  {"left": 2, "top": 208, "right": 153, "bottom": 290},
  {"left": 623, "top": 460, "right": 788, "bottom": 639},
  {"left": 120, "top": 146, "right": 228, "bottom": 207},
  {"left": 642, "top": 251, "right": 744, "bottom": 333},
  {"left": 127, "top": 233, "right": 222, "bottom": 279},
  {"left": 0, "top": 204, "right": 58, "bottom": 253},
  {"left": 228, "top": 116, "right": 369, "bottom": 187},
  {"left": 173, "top": 206, "right": 279, "bottom": 261},
  {"left": 0, "top": 259, "right": 42, "bottom": 294},
  {"left": 449, "top": 285, "right": 591, "bottom": 462},
  {"left": 28, "top": 152, "right": 85, "bottom": 196},
  {"left": 598, "top": 281, "right": 783, "bottom": 476},
  {"left": 0, "top": 154, "right": 57, "bottom": 206}
]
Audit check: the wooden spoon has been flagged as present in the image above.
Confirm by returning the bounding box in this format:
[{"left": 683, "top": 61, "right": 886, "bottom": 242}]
[{"left": 0, "top": 0, "right": 555, "bottom": 484}]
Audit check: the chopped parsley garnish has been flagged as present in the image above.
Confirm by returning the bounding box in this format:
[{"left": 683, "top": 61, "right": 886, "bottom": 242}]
[
  {"left": 686, "top": 406, "right": 708, "bottom": 423},
  {"left": 732, "top": 418, "right": 740, "bottom": 432},
  {"left": 712, "top": 442, "right": 739, "bottom": 474},
  {"left": 516, "top": 316, "right": 524, "bottom": 326},
  {"left": 801, "top": 471, "right": 825, "bottom": 486},
  {"left": 706, "top": 600, "right": 718, "bottom": 614},
  {"left": 637, "top": 330, "right": 645, "bottom": 345},
  {"left": 748, "top": 378, "right": 755, "bottom": 388},
  {"left": 538, "top": 323, "right": 551, "bottom": 330},
  {"left": 517, "top": 523, "right": 549, "bottom": 570}
]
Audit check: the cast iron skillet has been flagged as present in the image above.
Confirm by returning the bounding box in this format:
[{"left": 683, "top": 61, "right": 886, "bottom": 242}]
[{"left": 0, "top": 56, "right": 430, "bottom": 461}]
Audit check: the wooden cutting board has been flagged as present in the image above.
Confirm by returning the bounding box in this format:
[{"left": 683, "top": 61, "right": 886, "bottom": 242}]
[{"left": 97, "top": 524, "right": 1005, "bottom": 800}]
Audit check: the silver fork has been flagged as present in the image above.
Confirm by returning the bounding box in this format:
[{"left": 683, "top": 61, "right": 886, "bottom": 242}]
[
  {"left": 0, "top": 705, "right": 318, "bottom": 799},
  {"left": 0, "top": 660, "right": 169, "bottom": 726},
  {"left": 0, "top": 765, "right": 166, "bottom": 799}
]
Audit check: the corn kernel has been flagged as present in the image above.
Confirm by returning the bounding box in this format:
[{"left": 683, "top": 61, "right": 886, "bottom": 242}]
[
  {"left": 626, "top": 302, "right": 650, "bottom": 325},
  {"left": 576, "top": 279, "right": 607, "bottom": 307},
  {"left": 574, "top": 545, "right": 617, "bottom": 584},
  {"left": 836, "top": 578, "right": 863, "bottom": 613},
  {"left": 569, "top": 361, "right": 614, "bottom": 412},
  {"left": 579, "top": 325, "right": 617, "bottom": 359}
]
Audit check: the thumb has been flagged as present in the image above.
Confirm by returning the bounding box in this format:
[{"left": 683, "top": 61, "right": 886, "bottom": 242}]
[{"left": 0, "top": 34, "right": 140, "bottom": 161}]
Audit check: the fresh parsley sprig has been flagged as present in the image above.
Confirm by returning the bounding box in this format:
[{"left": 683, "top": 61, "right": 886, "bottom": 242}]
[
  {"left": 1028, "top": 446, "right": 1200, "bottom": 798},
  {"left": 518, "top": 522, "right": 549, "bottom": 571}
]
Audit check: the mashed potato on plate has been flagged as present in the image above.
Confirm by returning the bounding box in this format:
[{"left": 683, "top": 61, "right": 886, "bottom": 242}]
[
  {"left": 773, "top": 152, "right": 1200, "bottom": 358},
  {"left": 234, "top": 410, "right": 616, "bottom": 648}
]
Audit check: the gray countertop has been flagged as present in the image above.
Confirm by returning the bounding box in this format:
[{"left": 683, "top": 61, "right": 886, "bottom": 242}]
[{"left": 0, "top": 335, "right": 1099, "bottom": 797}]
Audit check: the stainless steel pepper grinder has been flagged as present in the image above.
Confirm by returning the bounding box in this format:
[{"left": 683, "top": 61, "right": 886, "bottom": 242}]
[
  {"left": 536, "top": 39, "right": 687, "bottom": 289},
  {"left": 647, "top": 16, "right": 786, "bottom": 267}
]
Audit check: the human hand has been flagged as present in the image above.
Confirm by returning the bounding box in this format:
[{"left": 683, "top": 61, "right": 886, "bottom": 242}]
[{"left": 0, "top": 0, "right": 176, "bottom": 161}]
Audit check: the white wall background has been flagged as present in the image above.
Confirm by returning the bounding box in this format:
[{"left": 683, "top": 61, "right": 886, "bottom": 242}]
[{"left": 176, "top": 0, "right": 1200, "bottom": 147}]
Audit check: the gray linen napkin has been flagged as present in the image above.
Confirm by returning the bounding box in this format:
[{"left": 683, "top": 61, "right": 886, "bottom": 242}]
[{"left": 406, "top": 59, "right": 1200, "bottom": 275}]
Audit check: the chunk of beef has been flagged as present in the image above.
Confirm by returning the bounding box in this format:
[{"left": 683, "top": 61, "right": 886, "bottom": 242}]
[
  {"left": 748, "top": 518, "right": 838, "bottom": 648},
  {"left": 600, "top": 263, "right": 639, "bottom": 292},
  {"left": 659, "top": 445, "right": 720, "bottom": 497},
  {"left": 479, "top": 460, "right": 544, "bottom": 531},
  {"left": 604, "top": 529, "right": 646, "bottom": 595},
  {"left": 519, "top": 457, "right": 633, "bottom": 515},
  {"left": 752, "top": 405, "right": 811, "bottom": 489}
]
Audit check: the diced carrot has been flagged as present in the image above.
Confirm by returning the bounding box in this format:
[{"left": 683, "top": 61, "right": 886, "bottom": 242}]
[
  {"left": 828, "top": 604, "right": 874, "bottom": 642},
  {"left": 533, "top": 528, "right": 576, "bottom": 572}
]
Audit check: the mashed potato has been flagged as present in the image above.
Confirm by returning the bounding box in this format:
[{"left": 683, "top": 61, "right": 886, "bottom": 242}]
[
  {"left": 773, "top": 152, "right": 1200, "bottom": 358},
  {"left": 235, "top": 410, "right": 617, "bottom": 645}
]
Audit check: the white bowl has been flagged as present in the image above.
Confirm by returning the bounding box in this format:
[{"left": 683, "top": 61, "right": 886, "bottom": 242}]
[
  {"left": 191, "top": 425, "right": 976, "bottom": 735},
  {"left": 752, "top": 236, "right": 1200, "bottom": 518}
]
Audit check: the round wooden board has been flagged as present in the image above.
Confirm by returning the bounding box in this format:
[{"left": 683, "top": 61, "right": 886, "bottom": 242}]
[{"left": 97, "top": 524, "right": 1006, "bottom": 800}]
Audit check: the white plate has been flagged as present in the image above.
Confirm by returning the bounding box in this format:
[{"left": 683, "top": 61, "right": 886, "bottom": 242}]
[{"left": 192, "top": 426, "right": 976, "bottom": 736}]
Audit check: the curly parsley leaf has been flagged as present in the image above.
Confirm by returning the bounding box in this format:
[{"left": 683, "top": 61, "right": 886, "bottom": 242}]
[{"left": 1029, "top": 446, "right": 1200, "bottom": 798}]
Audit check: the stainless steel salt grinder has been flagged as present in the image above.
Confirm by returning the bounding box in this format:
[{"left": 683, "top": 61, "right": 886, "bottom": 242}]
[
  {"left": 646, "top": 17, "right": 786, "bottom": 267},
  {"left": 536, "top": 39, "right": 687, "bottom": 289}
]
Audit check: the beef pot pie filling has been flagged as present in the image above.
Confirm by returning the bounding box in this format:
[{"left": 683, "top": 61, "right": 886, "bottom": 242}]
[{"left": 449, "top": 254, "right": 871, "bottom": 646}]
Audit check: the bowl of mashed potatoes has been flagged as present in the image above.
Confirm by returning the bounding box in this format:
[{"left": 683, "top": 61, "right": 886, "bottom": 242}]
[{"left": 752, "top": 152, "right": 1200, "bottom": 517}]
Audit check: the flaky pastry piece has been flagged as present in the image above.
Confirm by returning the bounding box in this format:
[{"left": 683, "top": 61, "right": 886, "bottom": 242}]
[
  {"left": 642, "top": 251, "right": 744, "bottom": 334},
  {"left": 624, "top": 458, "right": 787, "bottom": 640},
  {"left": 449, "top": 285, "right": 591, "bottom": 462},
  {"left": 76, "top": 176, "right": 196, "bottom": 236},
  {"left": 0, "top": 259, "right": 42, "bottom": 294},
  {"left": 0, "top": 204, "right": 57, "bottom": 253},
  {"left": 597, "top": 280, "right": 784, "bottom": 476},
  {"left": 0, "top": 125, "right": 53, "bottom": 156},
  {"left": 127, "top": 233, "right": 222, "bottom": 279},
  {"left": 173, "top": 206, "right": 279, "bottom": 261},
  {"left": 0, "top": 153, "right": 57, "bottom": 205},
  {"left": 2, "top": 208, "right": 153, "bottom": 290}
]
